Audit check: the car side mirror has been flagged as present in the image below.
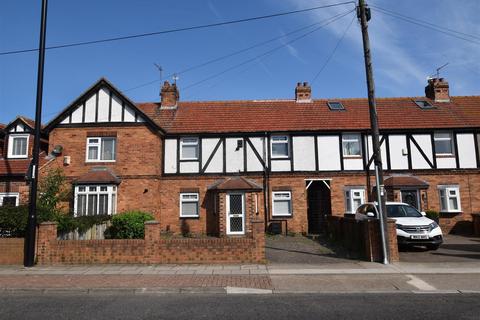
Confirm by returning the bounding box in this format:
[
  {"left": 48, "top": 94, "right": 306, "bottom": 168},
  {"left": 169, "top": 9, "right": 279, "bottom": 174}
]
[
  {"left": 366, "top": 212, "right": 375, "bottom": 218},
  {"left": 421, "top": 211, "right": 426, "bottom": 216}
]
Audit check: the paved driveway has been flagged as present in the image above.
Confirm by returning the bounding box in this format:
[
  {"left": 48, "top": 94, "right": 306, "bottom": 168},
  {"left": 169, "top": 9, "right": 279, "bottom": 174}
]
[
  {"left": 399, "top": 234, "right": 480, "bottom": 263},
  {"left": 266, "top": 235, "right": 353, "bottom": 264}
]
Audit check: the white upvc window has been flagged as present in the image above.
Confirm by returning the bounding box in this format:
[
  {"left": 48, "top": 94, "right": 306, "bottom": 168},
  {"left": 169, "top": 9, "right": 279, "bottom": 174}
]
[
  {"left": 271, "top": 135, "right": 289, "bottom": 158},
  {"left": 272, "top": 191, "right": 292, "bottom": 216},
  {"left": 342, "top": 133, "right": 362, "bottom": 157},
  {"left": 7, "top": 134, "right": 29, "bottom": 158},
  {"left": 180, "top": 193, "right": 199, "bottom": 217},
  {"left": 434, "top": 132, "right": 454, "bottom": 156},
  {"left": 0, "top": 192, "right": 20, "bottom": 206},
  {"left": 86, "top": 137, "right": 116, "bottom": 162},
  {"left": 438, "top": 185, "right": 461, "bottom": 212},
  {"left": 345, "top": 188, "right": 365, "bottom": 213},
  {"left": 74, "top": 185, "right": 117, "bottom": 216},
  {"left": 180, "top": 137, "right": 199, "bottom": 160}
]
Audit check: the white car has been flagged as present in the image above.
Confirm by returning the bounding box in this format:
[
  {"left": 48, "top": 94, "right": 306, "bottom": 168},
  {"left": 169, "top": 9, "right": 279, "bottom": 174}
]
[{"left": 355, "top": 202, "right": 443, "bottom": 250}]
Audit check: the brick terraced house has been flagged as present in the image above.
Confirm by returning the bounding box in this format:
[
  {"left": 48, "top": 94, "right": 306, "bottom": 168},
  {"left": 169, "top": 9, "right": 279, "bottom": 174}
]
[
  {"left": 29, "top": 77, "right": 480, "bottom": 236},
  {"left": 0, "top": 117, "right": 49, "bottom": 207}
]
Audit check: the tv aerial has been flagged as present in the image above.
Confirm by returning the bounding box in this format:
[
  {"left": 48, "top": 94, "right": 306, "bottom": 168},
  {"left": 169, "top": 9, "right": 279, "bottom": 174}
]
[{"left": 428, "top": 62, "right": 449, "bottom": 80}]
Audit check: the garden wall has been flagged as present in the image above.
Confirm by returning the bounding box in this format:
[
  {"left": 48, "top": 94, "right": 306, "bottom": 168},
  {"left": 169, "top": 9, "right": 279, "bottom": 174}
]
[
  {"left": 0, "top": 238, "right": 24, "bottom": 265},
  {"left": 36, "top": 220, "right": 265, "bottom": 264},
  {"left": 326, "top": 216, "right": 399, "bottom": 262}
]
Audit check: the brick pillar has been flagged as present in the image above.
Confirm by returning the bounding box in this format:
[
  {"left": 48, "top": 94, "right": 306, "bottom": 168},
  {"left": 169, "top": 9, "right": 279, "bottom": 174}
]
[
  {"left": 37, "top": 222, "right": 57, "bottom": 264},
  {"left": 218, "top": 192, "right": 226, "bottom": 236},
  {"left": 387, "top": 219, "right": 399, "bottom": 262},
  {"left": 144, "top": 220, "right": 160, "bottom": 263},
  {"left": 251, "top": 219, "right": 265, "bottom": 263}
]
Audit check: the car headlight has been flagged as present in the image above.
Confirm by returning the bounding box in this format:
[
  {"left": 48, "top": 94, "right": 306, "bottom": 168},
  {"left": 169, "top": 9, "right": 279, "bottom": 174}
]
[
  {"left": 395, "top": 224, "right": 403, "bottom": 230},
  {"left": 429, "top": 221, "right": 439, "bottom": 230}
]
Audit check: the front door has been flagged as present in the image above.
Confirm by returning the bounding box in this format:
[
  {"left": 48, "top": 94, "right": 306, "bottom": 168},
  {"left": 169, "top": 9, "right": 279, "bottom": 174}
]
[
  {"left": 401, "top": 190, "right": 419, "bottom": 209},
  {"left": 226, "top": 193, "right": 245, "bottom": 235}
]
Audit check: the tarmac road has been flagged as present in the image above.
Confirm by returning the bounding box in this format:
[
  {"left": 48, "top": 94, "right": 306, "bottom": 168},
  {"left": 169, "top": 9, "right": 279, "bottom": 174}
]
[{"left": 0, "top": 293, "right": 478, "bottom": 320}]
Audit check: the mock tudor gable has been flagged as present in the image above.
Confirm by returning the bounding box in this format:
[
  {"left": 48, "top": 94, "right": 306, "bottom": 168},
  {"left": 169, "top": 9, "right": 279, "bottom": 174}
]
[{"left": 45, "top": 78, "right": 163, "bottom": 133}]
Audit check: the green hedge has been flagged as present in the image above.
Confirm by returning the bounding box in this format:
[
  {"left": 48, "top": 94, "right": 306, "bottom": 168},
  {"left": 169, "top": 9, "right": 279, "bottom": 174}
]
[
  {"left": 0, "top": 205, "right": 55, "bottom": 237},
  {"left": 105, "top": 211, "right": 154, "bottom": 239},
  {"left": 425, "top": 210, "right": 440, "bottom": 222},
  {"left": 0, "top": 205, "right": 112, "bottom": 237}
]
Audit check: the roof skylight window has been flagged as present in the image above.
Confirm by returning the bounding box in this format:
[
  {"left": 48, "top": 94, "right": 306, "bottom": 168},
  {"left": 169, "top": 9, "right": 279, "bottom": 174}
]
[{"left": 327, "top": 101, "right": 345, "bottom": 111}]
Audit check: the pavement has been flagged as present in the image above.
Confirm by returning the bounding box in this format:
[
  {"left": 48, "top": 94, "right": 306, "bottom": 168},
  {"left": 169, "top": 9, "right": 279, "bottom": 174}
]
[
  {"left": 1, "top": 261, "right": 480, "bottom": 295},
  {"left": 1, "top": 234, "right": 478, "bottom": 295}
]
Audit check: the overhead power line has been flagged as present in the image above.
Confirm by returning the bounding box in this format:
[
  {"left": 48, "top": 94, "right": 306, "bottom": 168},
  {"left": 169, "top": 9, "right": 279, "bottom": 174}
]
[
  {"left": 311, "top": 14, "right": 356, "bottom": 84},
  {"left": 371, "top": 5, "right": 480, "bottom": 46},
  {"left": 124, "top": 12, "right": 348, "bottom": 93},
  {"left": 0, "top": 1, "right": 355, "bottom": 56},
  {"left": 183, "top": 10, "right": 355, "bottom": 92}
]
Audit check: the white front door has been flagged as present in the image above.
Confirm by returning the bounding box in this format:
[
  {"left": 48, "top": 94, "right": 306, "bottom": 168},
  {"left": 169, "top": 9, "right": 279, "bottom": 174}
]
[{"left": 226, "top": 193, "right": 245, "bottom": 235}]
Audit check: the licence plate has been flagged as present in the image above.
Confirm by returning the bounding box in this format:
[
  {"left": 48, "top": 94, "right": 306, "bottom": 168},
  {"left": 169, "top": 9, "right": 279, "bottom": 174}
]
[{"left": 411, "top": 235, "right": 429, "bottom": 240}]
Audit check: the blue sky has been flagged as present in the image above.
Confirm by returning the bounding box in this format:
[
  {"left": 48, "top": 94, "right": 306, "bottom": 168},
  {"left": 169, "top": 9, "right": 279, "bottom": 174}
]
[{"left": 0, "top": 0, "right": 479, "bottom": 124}]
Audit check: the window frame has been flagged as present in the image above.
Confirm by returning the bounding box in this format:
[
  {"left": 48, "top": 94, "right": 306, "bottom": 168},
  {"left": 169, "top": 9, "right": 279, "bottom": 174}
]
[
  {"left": 7, "top": 134, "right": 29, "bottom": 159},
  {"left": 270, "top": 135, "right": 290, "bottom": 159},
  {"left": 342, "top": 133, "right": 362, "bottom": 158},
  {"left": 179, "top": 192, "right": 200, "bottom": 218},
  {"left": 85, "top": 137, "right": 117, "bottom": 162},
  {"left": 434, "top": 132, "right": 455, "bottom": 156},
  {"left": 344, "top": 188, "right": 365, "bottom": 214},
  {"left": 180, "top": 137, "right": 199, "bottom": 161},
  {"left": 272, "top": 191, "right": 292, "bottom": 217},
  {"left": 438, "top": 185, "right": 461, "bottom": 213},
  {"left": 414, "top": 100, "right": 435, "bottom": 109},
  {"left": 74, "top": 184, "right": 117, "bottom": 217},
  {"left": 327, "top": 101, "right": 345, "bottom": 111},
  {"left": 0, "top": 192, "right": 20, "bottom": 207}
]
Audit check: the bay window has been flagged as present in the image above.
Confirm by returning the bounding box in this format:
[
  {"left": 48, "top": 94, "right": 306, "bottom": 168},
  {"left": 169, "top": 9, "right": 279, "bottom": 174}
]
[{"left": 74, "top": 185, "right": 117, "bottom": 216}]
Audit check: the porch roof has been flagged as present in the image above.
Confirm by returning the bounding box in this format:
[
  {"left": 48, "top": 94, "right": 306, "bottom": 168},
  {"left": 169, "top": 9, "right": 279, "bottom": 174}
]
[
  {"left": 207, "top": 176, "right": 262, "bottom": 191},
  {"left": 384, "top": 175, "right": 429, "bottom": 189},
  {"left": 74, "top": 167, "right": 121, "bottom": 185}
]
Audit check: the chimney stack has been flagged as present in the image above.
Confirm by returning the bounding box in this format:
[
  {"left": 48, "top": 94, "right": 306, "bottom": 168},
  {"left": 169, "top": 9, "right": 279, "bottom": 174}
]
[
  {"left": 425, "top": 77, "right": 450, "bottom": 102},
  {"left": 295, "top": 82, "right": 312, "bottom": 103},
  {"left": 160, "top": 81, "right": 179, "bottom": 108}
]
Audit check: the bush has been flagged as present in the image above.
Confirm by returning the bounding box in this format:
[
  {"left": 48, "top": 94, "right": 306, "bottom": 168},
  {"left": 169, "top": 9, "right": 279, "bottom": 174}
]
[
  {"left": 56, "top": 214, "right": 112, "bottom": 234},
  {"left": 425, "top": 210, "right": 440, "bottom": 223},
  {"left": 0, "top": 205, "right": 55, "bottom": 237},
  {"left": 105, "top": 211, "right": 154, "bottom": 239}
]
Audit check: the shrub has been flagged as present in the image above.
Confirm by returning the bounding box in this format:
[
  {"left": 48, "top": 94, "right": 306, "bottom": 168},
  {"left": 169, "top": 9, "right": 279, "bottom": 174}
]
[
  {"left": 105, "top": 211, "right": 154, "bottom": 239},
  {"left": 56, "top": 214, "right": 112, "bottom": 234},
  {"left": 425, "top": 210, "right": 440, "bottom": 222},
  {"left": 0, "top": 205, "right": 54, "bottom": 237}
]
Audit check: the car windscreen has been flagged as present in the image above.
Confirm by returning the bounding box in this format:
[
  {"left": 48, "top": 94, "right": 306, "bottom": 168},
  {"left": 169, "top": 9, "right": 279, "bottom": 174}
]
[{"left": 386, "top": 205, "right": 422, "bottom": 218}]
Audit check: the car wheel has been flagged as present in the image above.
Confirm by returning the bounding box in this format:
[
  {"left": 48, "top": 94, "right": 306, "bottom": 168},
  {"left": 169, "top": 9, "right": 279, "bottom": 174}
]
[{"left": 426, "top": 244, "right": 440, "bottom": 251}]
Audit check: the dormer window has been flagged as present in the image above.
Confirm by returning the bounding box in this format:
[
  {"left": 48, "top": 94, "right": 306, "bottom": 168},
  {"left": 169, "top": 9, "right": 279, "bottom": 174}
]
[
  {"left": 7, "top": 134, "right": 29, "bottom": 158},
  {"left": 327, "top": 101, "right": 345, "bottom": 110},
  {"left": 414, "top": 100, "right": 434, "bottom": 109}
]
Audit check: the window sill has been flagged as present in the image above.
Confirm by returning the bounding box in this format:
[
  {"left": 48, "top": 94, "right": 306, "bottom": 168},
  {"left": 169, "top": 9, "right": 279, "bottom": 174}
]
[
  {"left": 7, "top": 156, "right": 28, "bottom": 159},
  {"left": 180, "top": 215, "right": 200, "bottom": 219},
  {"left": 271, "top": 156, "right": 290, "bottom": 160},
  {"left": 85, "top": 161, "right": 116, "bottom": 164},
  {"left": 440, "top": 210, "right": 462, "bottom": 214},
  {"left": 435, "top": 154, "right": 455, "bottom": 158},
  {"left": 272, "top": 214, "right": 292, "bottom": 218},
  {"left": 343, "top": 155, "right": 362, "bottom": 159}
]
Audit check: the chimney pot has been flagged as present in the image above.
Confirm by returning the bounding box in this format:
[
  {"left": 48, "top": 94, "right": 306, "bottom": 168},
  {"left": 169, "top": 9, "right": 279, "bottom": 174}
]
[
  {"left": 295, "top": 81, "right": 312, "bottom": 103},
  {"left": 160, "top": 80, "right": 179, "bottom": 108},
  {"left": 425, "top": 77, "right": 450, "bottom": 102}
]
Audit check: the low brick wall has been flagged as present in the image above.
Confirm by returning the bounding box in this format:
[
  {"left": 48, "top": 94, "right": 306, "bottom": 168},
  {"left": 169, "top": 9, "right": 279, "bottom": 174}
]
[
  {"left": 326, "top": 216, "right": 399, "bottom": 263},
  {"left": 37, "top": 220, "right": 265, "bottom": 265},
  {"left": 473, "top": 214, "right": 480, "bottom": 237},
  {"left": 0, "top": 238, "right": 24, "bottom": 265}
]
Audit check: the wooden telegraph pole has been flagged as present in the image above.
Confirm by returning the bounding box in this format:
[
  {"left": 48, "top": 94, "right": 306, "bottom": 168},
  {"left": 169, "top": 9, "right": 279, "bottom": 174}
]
[
  {"left": 357, "top": 0, "right": 389, "bottom": 264},
  {"left": 24, "top": 0, "right": 48, "bottom": 267}
]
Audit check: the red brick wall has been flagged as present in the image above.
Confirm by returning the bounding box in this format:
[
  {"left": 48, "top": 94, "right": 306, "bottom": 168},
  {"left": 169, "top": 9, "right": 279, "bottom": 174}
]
[
  {"left": 36, "top": 220, "right": 265, "bottom": 265},
  {"left": 45, "top": 125, "right": 163, "bottom": 217},
  {"left": 0, "top": 238, "right": 24, "bottom": 265},
  {"left": 326, "top": 216, "right": 399, "bottom": 263}
]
